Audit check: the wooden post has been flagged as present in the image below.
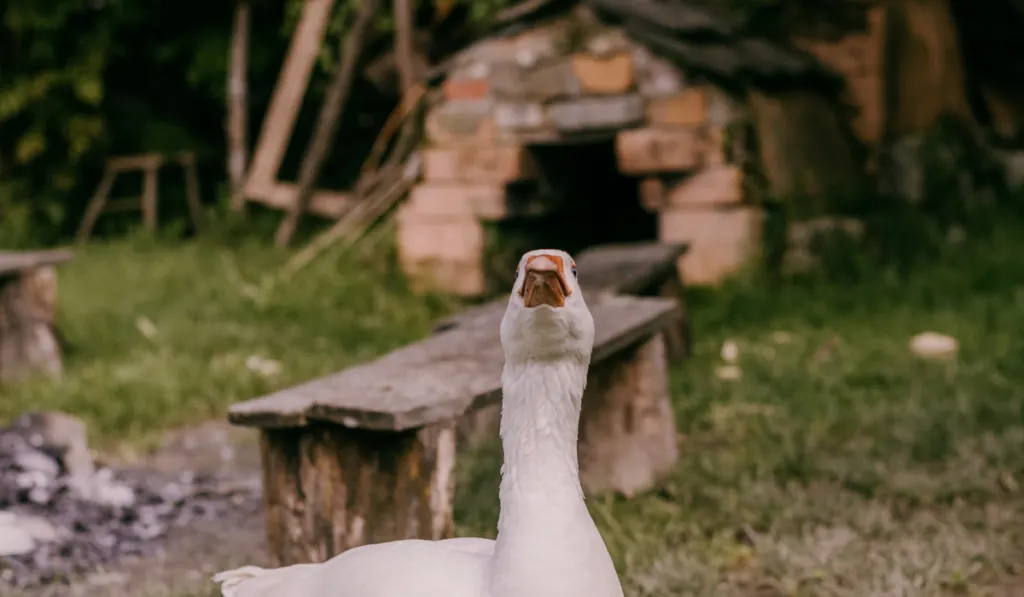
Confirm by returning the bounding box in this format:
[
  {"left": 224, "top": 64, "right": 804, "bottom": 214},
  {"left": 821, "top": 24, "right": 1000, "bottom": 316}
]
[
  {"left": 274, "top": 0, "right": 380, "bottom": 247},
  {"left": 393, "top": 0, "right": 416, "bottom": 95},
  {"left": 77, "top": 167, "right": 118, "bottom": 243},
  {"left": 227, "top": 0, "right": 250, "bottom": 212},
  {"left": 258, "top": 421, "right": 456, "bottom": 566},
  {"left": 141, "top": 159, "right": 160, "bottom": 231},
  {"left": 179, "top": 152, "right": 205, "bottom": 231},
  {"left": 657, "top": 269, "right": 691, "bottom": 361},
  {"left": 244, "top": 0, "right": 337, "bottom": 198},
  {"left": 578, "top": 333, "right": 679, "bottom": 498}
]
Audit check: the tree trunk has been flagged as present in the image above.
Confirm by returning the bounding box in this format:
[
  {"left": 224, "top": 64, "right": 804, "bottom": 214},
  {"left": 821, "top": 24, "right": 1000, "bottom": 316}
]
[
  {"left": 228, "top": 0, "right": 251, "bottom": 212},
  {"left": 274, "top": 0, "right": 380, "bottom": 247}
]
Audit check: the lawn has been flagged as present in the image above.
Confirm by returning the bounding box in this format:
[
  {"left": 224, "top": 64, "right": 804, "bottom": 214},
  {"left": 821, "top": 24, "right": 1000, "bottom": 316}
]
[
  {"left": 0, "top": 235, "right": 457, "bottom": 448},
  {"left": 5, "top": 213, "right": 1024, "bottom": 597}
]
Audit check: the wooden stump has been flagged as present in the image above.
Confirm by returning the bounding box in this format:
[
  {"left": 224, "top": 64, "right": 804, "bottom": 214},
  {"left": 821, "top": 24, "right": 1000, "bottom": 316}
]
[
  {"left": 0, "top": 266, "right": 62, "bottom": 383},
  {"left": 259, "top": 420, "right": 457, "bottom": 566},
  {"left": 578, "top": 333, "right": 679, "bottom": 497}
]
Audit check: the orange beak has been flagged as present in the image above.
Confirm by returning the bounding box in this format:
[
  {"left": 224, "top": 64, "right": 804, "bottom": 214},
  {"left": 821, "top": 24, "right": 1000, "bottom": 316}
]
[{"left": 520, "top": 255, "right": 570, "bottom": 308}]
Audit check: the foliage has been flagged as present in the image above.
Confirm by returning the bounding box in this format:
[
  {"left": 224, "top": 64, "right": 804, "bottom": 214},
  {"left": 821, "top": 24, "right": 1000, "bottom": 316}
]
[{"left": 0, "top": 0, "right": 511, "bottom": 247}]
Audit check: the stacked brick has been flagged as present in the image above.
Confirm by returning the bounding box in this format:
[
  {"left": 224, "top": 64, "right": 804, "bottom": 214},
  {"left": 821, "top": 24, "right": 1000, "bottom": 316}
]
[{"left": 399, "top": 17, "right": 766, "bottom": 295}]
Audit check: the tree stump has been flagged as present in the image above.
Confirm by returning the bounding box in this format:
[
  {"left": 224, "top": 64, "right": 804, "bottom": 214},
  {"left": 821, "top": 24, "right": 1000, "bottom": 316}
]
[
  {"left": 0, "top": 266, "right": 63, "bottom": 383},
  {"left": 578, "top": 333, "right": 679, "bottom": 497},
  {"left": 259, "top": 420, "right": 457, "bottom": 566}
]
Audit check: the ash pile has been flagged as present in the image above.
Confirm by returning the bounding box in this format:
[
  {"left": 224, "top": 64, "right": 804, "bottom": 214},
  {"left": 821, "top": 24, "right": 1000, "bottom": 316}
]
[{"left": 0, "top": 411, "right": 260, "bottom": 589}]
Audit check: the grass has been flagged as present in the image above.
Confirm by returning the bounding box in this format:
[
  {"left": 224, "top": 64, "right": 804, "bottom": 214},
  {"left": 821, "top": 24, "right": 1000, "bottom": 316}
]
[
  {"left": 454, "top": 215, "right": 1024, "bottom": 596},
  {"left": 6, "top": 212, "right": 1024, "bottom": 597},
  {"left": 0, "top": 234, "right": 457, "bottom": 449}
]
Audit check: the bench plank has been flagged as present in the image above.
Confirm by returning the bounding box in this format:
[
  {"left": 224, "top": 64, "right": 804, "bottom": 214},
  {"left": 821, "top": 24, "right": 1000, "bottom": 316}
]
[
  {"left": 228, "top": 295, "right": 681, "bottom": 431},
  {"left": 0, "top": 250, "right": 75, "bottom": 277},
  {"left": 433, "top": 241, "right": 687, "bottom": 332}
]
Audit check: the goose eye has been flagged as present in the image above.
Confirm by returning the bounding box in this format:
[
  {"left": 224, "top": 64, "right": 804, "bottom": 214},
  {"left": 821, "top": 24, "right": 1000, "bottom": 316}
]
[
  {"left": 515, "top": 266, "right": 520, "bottom": 279},
  {"left": 571, "top": 263, "right": 577, "bottom": 279}
]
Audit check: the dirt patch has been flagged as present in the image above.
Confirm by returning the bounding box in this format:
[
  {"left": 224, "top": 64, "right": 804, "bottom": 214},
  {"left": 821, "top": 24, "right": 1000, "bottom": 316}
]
[{"left": 6, "top": 421, "right": 267, "bottom": 597}]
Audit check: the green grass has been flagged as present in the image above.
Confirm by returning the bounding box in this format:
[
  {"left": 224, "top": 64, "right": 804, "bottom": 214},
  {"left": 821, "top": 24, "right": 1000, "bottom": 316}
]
[
  {"left": 1, "top": 235, "right": 456, "bottom": 448},
  {"left": 454, "top": 217, "right": 1024, "bottom": 596},
  {"left": 7, "top": 213, "right": 1024, "bottom": 597}
]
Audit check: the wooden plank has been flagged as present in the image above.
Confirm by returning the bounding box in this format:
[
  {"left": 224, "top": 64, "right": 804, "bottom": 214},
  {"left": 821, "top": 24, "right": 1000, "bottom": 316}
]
[
  {"left": 243, "top": 0, "right": 337, "bottom": 195},
  {"left": 247, "top": 182, "right": 354, "bottom": 218},
  {"left": 227, "top": 295, "right": 681, "bottom": 431},
  {"left": 107, "top": 154, "right": 164, "bottom": 172},
  {"left": 0, "top": 250, "right": 75, "bottom": 277},
  {"left": 274, "top": 0, "right": 378, "bottom": 247},
  {"left": 435, "top": 241, "right": 688, "bottom": 332}
]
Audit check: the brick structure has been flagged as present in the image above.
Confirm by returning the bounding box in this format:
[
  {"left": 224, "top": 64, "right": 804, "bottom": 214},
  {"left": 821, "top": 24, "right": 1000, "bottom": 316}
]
[{"left": 400, "top": 0, "right": 857, "bottom": 294}]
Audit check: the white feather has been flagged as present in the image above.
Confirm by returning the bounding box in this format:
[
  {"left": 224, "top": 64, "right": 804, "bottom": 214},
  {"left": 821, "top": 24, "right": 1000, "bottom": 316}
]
[{"left": 213, "top": 249, "right": 622, "bottom": 597}]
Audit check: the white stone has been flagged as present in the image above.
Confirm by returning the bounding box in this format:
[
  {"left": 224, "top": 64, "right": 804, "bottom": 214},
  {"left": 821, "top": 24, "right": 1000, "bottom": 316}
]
[
  {"left": 0, "top": 512, "right": 61, "bottom": 556},
  {"left": 720, "top": 339, "right": 739, "bottom": 363},
  {"left": 909, "top": 332, "right": 959, "bottom": 359}
]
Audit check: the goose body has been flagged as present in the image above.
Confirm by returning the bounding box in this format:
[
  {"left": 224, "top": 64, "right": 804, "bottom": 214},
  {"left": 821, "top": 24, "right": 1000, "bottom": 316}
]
[{"left": 214, "top": 250, "right": 624, "bottom": 597}]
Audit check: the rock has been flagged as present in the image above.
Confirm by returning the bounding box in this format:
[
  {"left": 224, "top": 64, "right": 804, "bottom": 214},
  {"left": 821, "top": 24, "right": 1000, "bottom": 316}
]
[
  {"left": 0, "top": 524, "right": 35, "bottom": 556},
  {"left": 0, "top": 511, "right": 60, "bottom": 556},
  {"left": 244, "top": 355, "right": 281, "bottom": 377},
  {"left": 720, "top": 339, "right": 739, "bottom": 363},
  {"left": 13, "top": 449, "right": 60, "bottom": 478},
  {"left": 66, "top": 469, "right": 136, "bottom": 509},
  {"left": 11, "top": 410, "right": 94, "bottom": 477},
  {"left": 909, "top": 332, "right": 959, "bottom": 359},
  {"left": 0, "top": 417, "right": 263, "bottom": 588}
]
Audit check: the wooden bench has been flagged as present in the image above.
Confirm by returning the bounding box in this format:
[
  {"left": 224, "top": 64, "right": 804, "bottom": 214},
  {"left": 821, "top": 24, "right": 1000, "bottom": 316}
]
[
  {"left": 442, "top": 242, "right": 691, "bottom": 448},
  {"left": 0, "top": 249, "right": 74, "bottom": 383},
  {"left": 436, "top": 241, "right": 691, "bottom": 359},
  {"left": 228, "top": 292, "right": 683, "bottom": 567}
]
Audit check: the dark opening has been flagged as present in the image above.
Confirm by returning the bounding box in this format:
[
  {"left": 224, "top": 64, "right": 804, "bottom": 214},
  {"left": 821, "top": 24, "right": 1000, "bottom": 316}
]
[
  {"left": 513, "top": 138, "right": 655, "bottom": 243},
  {"left": 484, "top": 137, "right": 657, "bottom": 292}
]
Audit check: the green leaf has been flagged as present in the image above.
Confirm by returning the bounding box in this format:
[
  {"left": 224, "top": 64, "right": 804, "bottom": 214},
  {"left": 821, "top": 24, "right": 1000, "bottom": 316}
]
[
  {"left": 74, "top": 76, "right": 103, "bottom": 106},
  {"left": 66, "top": 115, "right": 104, "bottom": 159},
  {"left": 14, "top": 128, "right": 46, "bottom": 164}
]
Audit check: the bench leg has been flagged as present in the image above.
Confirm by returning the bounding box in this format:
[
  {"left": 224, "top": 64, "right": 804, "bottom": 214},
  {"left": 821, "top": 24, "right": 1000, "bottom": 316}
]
[
  {"left": 577, "top": 333, "right": 679, "bottom": 498},
  {"left": 456, "top": 403, "right": 501, "bottom": 448},
  {"left": 258, "top": 420, "right": 457, "bottom": 566},
  {"left": 0, "top": 267, "right": 63, "bottom": 383},
  {"left": 657, "top": 274, "right": 692, "bottom": 362}
]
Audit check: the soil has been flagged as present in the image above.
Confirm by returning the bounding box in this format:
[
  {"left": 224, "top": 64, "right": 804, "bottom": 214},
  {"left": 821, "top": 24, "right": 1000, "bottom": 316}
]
[{"left": 11, "top": 421, "right": 269, "bottom": 597}]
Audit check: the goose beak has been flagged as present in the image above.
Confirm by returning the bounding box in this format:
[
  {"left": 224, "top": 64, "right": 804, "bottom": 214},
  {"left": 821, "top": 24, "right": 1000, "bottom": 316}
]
[{"left": 521, "top": 255, "right": 569, "bottom": 308}]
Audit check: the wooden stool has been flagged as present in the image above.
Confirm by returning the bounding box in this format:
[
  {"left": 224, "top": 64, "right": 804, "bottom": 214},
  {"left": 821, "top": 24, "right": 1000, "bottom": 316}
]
[{"left": 76, "top": 152, "right": 204, "bottom": 242}]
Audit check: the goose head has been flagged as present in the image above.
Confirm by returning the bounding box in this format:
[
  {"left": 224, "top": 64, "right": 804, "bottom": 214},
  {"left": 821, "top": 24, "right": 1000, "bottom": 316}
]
[{"left": 500, "top": 249, "right": 595, "bottom": 365}]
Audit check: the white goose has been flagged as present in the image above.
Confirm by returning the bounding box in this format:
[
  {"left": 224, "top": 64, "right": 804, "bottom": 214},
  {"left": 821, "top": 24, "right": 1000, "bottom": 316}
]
[{"left": 214, "top": 249, "right": 624, "bottom": 597}]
